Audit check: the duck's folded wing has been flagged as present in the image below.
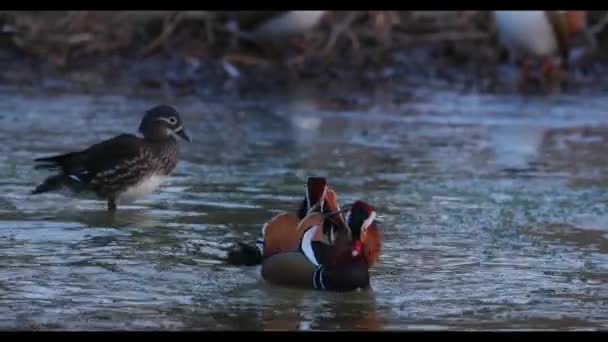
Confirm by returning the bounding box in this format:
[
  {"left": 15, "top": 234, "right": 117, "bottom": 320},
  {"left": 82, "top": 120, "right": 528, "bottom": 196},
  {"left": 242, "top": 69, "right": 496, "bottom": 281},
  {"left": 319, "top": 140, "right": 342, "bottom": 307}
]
[
  {"left": 259, "top": 211, "right": 302, "bottom": 257},
  {"left": 38, "top": 134, "right": 146, "bottom": 187},
  {"left": 82, "top": 134, "right": 149, "bottom": 187}
]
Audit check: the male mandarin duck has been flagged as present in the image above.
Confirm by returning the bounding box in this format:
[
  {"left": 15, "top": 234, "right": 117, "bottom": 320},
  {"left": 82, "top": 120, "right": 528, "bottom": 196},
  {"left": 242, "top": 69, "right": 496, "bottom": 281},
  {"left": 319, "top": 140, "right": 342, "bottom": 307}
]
[
  {"left": 260, "top": 200, "right": 381, "bottom": 291},
  {"left": 493, "top": 11, "right": 586, "bottom": 91},
  {"left": 226, "top": 177, "right": 382, "bottom": 291}
]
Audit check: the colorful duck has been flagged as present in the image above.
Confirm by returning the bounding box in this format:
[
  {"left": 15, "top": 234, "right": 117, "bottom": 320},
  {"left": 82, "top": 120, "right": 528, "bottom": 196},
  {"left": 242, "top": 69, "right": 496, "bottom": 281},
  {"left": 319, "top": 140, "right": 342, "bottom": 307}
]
[
  {"left": 260, "top": 199, "right": 381, "bottom": 292},
  {"left": 227, "top": 177, "right": 382, "bottom": 292}
]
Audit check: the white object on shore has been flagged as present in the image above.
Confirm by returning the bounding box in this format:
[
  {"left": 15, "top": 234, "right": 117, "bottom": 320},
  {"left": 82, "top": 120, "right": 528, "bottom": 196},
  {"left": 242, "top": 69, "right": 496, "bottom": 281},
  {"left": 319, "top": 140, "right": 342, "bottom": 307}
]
[{"left": 246, "top": 11, "right": 326, "bottom": 41}]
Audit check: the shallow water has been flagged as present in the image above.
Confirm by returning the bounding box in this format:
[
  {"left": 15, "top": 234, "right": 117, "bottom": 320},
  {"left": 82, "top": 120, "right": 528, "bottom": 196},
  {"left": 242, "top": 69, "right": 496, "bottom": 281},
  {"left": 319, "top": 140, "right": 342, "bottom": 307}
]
[{"left": 1, "top": 86, "right": 608, "bottom": 330}]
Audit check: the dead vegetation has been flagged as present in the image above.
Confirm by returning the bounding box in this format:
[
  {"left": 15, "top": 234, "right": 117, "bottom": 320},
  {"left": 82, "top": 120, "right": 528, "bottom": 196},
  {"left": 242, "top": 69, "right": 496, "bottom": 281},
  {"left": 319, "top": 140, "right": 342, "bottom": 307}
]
[
  {"left": 1, "top": 11, "right": 607, "bottom": 68},
  {"left": 2, "top": 11, "right": 607, "bottom": 69},
  {"left": 1, "top": 11, "right": 607, "bottom": 97},
  {"left": 0, "top": 11, "right": 495, "bottom": 67}
]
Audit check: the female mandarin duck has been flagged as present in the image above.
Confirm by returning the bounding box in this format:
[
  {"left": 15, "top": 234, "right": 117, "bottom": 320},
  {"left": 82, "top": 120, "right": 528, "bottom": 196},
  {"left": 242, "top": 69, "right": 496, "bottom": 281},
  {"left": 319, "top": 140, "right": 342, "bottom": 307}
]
[
  {"left": 227, "top": 177, "right": 381, "bottom": 292},
  {"left": 493, "top": 11, "right": 586, "bottom": 92}
]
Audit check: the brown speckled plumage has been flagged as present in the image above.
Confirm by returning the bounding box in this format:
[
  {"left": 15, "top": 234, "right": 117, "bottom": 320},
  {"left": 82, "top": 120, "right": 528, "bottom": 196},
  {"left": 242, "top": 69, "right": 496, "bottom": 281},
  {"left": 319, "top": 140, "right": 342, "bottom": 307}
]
[{"left": 32, "top": 105, "right": 190, "bottom": 211}]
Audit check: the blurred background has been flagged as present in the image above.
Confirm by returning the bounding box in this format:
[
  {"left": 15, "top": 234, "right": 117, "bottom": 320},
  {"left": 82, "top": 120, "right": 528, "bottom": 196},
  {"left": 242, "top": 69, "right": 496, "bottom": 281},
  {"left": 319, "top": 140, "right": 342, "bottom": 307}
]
[{"left": 0, "top": 10, "right": 607, "bottom": 98}]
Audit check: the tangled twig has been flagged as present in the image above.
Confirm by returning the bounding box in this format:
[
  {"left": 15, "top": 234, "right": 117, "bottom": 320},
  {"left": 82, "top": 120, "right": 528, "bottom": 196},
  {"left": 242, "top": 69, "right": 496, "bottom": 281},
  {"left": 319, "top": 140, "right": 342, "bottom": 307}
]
[
  {"left": 141, "top": 11, "right": 183, "bottom": 56},
  {"left": 585, "top": 12, "right": 608, "bottom": 51},
  {"left": 322, "top": 11, "right": 365, "bottom": 55}
]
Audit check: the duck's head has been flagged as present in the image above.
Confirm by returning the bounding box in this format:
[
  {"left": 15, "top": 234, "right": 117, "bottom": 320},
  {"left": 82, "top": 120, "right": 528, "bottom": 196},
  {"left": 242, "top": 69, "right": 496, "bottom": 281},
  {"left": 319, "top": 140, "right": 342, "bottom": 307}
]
[
  {"left": 346, "top": 200, "right": 382, "bottom": 267},
  {"left": 139, "top": 105, "right": 191, "bottom": 142}
]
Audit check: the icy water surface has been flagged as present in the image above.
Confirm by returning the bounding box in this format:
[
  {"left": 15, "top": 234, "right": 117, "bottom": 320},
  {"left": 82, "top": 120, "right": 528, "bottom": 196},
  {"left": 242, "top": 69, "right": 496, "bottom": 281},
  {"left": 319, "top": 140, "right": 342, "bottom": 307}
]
[{"left": 1, "top": 87, "right": 608, "bottom": 330}]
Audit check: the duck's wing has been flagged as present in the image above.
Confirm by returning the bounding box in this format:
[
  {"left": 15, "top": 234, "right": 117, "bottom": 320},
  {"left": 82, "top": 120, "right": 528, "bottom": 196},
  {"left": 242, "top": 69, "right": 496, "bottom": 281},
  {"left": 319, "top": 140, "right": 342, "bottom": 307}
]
[
  {"left": 34, "top": 134, "right": 146, "bottom": 187},
  {"left": 260, "top": 211, "right": 302, "bottom": 257},
  {"left": 295, "top": 212, "right": 324, "bottom": 236}
]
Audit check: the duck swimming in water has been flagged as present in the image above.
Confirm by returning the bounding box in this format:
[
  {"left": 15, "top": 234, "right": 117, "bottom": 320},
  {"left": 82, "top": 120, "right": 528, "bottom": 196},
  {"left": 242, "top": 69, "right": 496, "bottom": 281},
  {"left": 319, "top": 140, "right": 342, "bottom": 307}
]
[
  {"left": 227, "top": 177, "right": 382, "bottom": 292},
  {"left": 260, "top": 199, "right": 381, "bottom": 291}
]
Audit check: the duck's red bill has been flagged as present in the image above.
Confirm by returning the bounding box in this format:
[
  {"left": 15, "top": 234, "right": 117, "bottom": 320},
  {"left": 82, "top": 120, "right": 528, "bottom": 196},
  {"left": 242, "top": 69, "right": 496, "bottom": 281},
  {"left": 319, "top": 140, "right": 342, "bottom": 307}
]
[{"left": 352, "top": 240, "right": 363, "bottom": 257}]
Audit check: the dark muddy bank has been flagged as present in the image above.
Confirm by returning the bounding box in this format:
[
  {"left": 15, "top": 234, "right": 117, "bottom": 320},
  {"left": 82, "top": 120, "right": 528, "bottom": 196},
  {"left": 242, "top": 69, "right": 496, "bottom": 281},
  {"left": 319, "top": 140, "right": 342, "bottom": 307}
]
[
  {"left": 1, "top": 11, "right": 608, "bottom": 104},
  {"left": 2, "top": 41, "right": 608, "bottom": 107}
]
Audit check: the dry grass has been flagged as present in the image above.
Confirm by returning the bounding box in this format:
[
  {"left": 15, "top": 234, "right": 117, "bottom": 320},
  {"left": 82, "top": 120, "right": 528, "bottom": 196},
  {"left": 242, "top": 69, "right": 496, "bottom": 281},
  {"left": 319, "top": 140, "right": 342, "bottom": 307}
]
[{"left": 0, "top": 11, "right": 489, "bottom": 66}]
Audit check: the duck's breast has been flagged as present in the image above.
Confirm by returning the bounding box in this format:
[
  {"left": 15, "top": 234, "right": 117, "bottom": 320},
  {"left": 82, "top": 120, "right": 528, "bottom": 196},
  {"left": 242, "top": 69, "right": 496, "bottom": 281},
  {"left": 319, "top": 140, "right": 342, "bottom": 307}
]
[{"left": 117, "top": 174, "right": 166, "bottom": 203}]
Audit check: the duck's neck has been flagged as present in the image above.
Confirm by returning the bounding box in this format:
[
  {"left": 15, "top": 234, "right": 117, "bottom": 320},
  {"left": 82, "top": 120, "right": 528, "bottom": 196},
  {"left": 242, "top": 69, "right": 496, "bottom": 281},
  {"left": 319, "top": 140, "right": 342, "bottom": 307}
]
[{"left": 143, "top": 132, "right": 176, "bottom": 144}]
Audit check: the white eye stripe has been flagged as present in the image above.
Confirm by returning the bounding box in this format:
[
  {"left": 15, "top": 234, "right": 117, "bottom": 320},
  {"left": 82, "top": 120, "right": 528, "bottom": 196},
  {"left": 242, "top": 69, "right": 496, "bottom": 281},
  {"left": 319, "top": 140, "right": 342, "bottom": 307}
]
[
  {"left": 346, "top": 210, "right": 376, "bottom": 233},
  {"left": 155, "top": 117, "right": 179, "bottom": 125},
  {"left": 361, "top": 211, "right": 376, "bottom": 233}
]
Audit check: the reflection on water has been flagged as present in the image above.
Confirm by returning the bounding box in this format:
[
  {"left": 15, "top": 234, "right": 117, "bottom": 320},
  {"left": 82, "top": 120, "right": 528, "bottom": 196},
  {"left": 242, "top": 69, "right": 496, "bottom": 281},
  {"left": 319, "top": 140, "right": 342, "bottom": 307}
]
[{"left": 1, "top": 87, "right": 608, "bottom": 330}]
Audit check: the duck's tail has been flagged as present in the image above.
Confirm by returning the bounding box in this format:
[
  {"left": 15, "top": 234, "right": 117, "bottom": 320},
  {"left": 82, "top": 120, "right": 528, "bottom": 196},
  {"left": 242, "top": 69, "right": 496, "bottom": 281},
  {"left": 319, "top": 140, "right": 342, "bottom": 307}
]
[
  {"left": 31, "top": 174, "right": 68, "bottom": 194},
  {"left": 226, "top": 242, "right": 263, "bottom": 266}
]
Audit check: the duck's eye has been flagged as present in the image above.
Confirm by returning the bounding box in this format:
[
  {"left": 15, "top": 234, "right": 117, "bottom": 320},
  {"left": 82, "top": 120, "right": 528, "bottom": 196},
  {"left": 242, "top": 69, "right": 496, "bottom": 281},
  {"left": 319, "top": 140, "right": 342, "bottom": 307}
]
[{"left": 167, "top": 116, "right": 178, "bottom": 125}]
